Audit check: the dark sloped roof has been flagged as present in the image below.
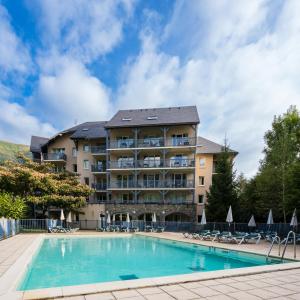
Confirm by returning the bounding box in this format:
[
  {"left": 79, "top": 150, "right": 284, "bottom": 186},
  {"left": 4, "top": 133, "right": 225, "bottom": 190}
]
[
  {"left": 196, "top": 136, "right": 238, "bottom": 155},
  {"left": 30, "top": 136, "right": 49, "bottom": 153},
  {"left": 70, "top": 121, "right": 107, "bottom": 139},
  {"left": 105, "top": 106, "right": 200, "bottom": 128}
]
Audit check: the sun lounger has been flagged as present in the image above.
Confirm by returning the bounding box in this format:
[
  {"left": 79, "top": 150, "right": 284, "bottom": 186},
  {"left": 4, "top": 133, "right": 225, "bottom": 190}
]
[
  {"left": 156, "top": 226, "right": 165, "bottom": 233},
  {"left": 145, "top": 225, "right": 154, "bottom": 232},
  {"left": 203, "top": 230, "right": 220, "bottom": 241},
  {"left": 192, "top": 230, "right": 210, "bottom": 240},
  {"left": 215, "top": 231, "right": 232, "bottom": 242}
]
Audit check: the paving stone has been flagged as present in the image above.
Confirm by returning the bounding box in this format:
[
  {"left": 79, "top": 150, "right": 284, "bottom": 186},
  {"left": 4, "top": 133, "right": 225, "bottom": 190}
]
[
  {"left": 161, "top": 285, "right": 186, "bottom": 292},
  {"left": 191, "top": 287, "right": 220, "bottom": 297},
  {"left": 228, "top": 291, "right": 261, "bottom": 300},
  {"left": 211, "top": 284, "right": 238, "bottom": 294},
  {"left": 247, "top": 288, "right": 279, "bottom": 299},
  {"left": 289, "top": 293, "right": 300, "bottom": 300},
  {"left": 137, "top": 287, "right": 163, "bottom": 296},
  {"left": 264, "top": 286, "right": 296, "bottom": 296},
  {"left": 167, "top": 289, "right": 199, "bottom": 300},
  {"left": 112, "top": 290, "right": 141, "bottom": 299},
  {"left": 145, "top": 293, "right": 175, "bottom": 300},
  {"left": 85, "top": 292, "right": 115, "bottom": 300},
  {"left": 228, "top": 282, "right": 256, "bottom": 291}
]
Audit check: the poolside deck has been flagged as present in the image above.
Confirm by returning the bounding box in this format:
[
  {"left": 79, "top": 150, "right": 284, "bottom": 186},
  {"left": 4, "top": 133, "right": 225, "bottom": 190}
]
[{"left": 0, "top": 232, "right": 299, "bottom": 300}]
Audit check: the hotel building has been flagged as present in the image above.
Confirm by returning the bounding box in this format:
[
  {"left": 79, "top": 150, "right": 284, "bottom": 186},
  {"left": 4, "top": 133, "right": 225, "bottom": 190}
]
[{"left": 30, "top": 106, "right": 237, "bottom": 224}]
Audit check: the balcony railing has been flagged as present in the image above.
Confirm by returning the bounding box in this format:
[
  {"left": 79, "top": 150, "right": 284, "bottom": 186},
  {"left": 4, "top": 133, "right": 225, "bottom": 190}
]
[
  {"left": 43, "top": 153, "right": 67, "bottom": 161},
  {"left": 108, "top": 180, "right": 194, "bottom": 189},
  {"left": 91, "top": 164, "right": 106, "bottom": 172},
  {"left": 108, "top": 137, "right": 197, "bottom": 149},
  {"left": 91, "top": 146, "right": 106, "bottom": 154},
  {"left": 108, "top": 159, "right": 195, "bottom": 169},
  {"left": 91, "top": 183, "right": 107, "bottom": 190}
]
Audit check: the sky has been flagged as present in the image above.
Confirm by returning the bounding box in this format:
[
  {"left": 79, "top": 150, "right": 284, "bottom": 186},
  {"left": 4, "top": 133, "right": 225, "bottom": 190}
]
[{"left": 0, "top": 0, "right": 299, "bottom": 177}]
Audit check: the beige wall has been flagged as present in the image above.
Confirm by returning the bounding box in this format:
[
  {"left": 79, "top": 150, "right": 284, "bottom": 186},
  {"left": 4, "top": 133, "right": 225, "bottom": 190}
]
[
  {"left": 194, "top": 153, "right": 214, "bottom": 221},
  {"left": 79, "top": 204, "right": 105, "bottom": 220},
  {"left": 47, "top": 133, "right": 76, "bottom": 172}
]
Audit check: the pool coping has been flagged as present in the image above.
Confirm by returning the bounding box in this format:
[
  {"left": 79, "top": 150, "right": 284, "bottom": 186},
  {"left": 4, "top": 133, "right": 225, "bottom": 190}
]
[{"left": 1, "top": 233, "right": 300, "bottom": 300}]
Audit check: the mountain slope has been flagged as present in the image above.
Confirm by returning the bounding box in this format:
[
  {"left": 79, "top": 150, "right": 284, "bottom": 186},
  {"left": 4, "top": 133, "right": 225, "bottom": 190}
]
[{"left": 0, "top": 140, "right": 30, "bottom": 162}]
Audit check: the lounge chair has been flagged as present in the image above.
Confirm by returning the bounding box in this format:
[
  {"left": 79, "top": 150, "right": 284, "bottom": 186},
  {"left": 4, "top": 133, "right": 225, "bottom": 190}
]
[
  {"left": 202, "top": 230, "right": 220, "bottom": 241},
  {"left": 192, "top": 230, "right": 211, "bottom": 240},
  {"left": 156, "top": 226, "right": 165, "bottom": 233},
  {"left": 229, "top": 232, "right": 249, "bottom": 244},
  {"left": 145, "top": 225, "right": 154, "bottom": 232},
  {"left": 244, "top": 232, "right": 261, "bottom": 244},
  {"left": 215, "top": 231, "right": 232, "bottom": 242}
]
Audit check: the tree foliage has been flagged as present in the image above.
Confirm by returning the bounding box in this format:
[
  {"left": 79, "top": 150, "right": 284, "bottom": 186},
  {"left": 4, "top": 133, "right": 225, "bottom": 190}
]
[
  {"left": 206, "top": 144, "right": 239, "bottom": 222},
  {"left": 240, "top": 106, "right": 300, "bottom": 222},
  {"left": 0, "top": 192, "right": 26, "bottom": 219},
  {"left": 0, "top": 154, "right": 92, "bottom": 217}
]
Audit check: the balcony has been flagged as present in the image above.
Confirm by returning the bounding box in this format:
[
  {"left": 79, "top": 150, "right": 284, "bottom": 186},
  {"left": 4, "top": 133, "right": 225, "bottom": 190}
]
[
  {"left": 108, "top": 180, "right": 194, "bottom": 189},
  {"left": 91, "top": 164, "right": 106, "bottom": 173},
  {"left": 108, "top": 137, "right": 197, "bottom": 149},
  {"left": 91, "top": 183, "right": 107, "bottom": 191},
  {"left": 108, "top": 159, "right": 195, "bottom": 169},
  {"left": 43, "top": 153, "right": 67, "bottom": 162},
  {"left": 91, "top": 146, "right": 106, "bottom": 155}
]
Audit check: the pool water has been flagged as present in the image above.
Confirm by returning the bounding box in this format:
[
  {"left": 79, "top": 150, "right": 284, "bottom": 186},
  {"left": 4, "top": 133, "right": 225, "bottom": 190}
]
[{"left": 19, "top": 236, "right": 287, "bottom": 290}]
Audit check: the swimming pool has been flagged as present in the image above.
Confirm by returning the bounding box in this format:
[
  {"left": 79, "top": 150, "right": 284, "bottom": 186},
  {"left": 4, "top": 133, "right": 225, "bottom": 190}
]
[{"left": 19, "top": 235, "right": 288, "bottom": 290}]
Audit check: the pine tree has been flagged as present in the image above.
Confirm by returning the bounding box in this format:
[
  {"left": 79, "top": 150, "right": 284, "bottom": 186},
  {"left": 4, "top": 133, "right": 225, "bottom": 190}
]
[{"left": 206, "top": 143, "right": 239, "bottom": 222}]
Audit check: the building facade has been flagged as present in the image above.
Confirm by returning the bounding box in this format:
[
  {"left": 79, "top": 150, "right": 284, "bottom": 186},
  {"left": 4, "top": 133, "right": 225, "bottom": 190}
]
[{"left": 30, "top": 106, "right": 237, "bottom": 223}]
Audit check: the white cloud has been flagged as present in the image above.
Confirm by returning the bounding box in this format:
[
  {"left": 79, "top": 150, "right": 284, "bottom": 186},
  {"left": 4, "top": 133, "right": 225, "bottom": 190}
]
[
  {"left": 30, "top": 0, "right": 135, "bottom": 63},
  {"left": 35, "top": 58, "right": 112, "bottom": 128},
  {"left": 0, "top": 4, "right": 31, "bottom": 75},
  {"left": 117, "top": 0, "right": 300, "bottom": 177},
  {"left": 0, "top": 99, "right": 55, "bottom": 144}
]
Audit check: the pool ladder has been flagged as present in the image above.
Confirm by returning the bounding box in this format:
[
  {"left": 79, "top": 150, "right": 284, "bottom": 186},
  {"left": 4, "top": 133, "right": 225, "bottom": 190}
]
[
  {"left": 281, "top": 231, "right": 296, "bottom": 260},
  {"left": 266, "top": 231, "right": 297, "bottom": 261},
  {"left": 266, "top": 235, "right": 281, "bottom": 261}
]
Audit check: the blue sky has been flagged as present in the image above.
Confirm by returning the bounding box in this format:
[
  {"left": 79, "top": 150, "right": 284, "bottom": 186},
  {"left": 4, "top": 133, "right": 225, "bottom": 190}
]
[{"left": 0, "top": 0, "right": 299, "bottom": 176}]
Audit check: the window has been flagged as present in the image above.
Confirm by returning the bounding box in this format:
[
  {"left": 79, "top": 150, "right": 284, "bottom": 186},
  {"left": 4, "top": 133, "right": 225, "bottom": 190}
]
[
  {"left": 199, "top": 176, "right": 205, "bottom": 186},
  {"left": 83, "top": 144, "right": 90, "bottom": 152},
  {"left": 82, "top": 128, "right": 89, "bottom": 131},
  {"left": 73, "top": 164, "right": 77, "bottom": 173},
  {"left": 199, "top": 158, "right": 205, "bottom": 168},
  {"left": 83, "top": 160, "right": 90, "bottom": 170},
  {"left": 198, "top": 194, "right": 204, "bottom": 203},
  {"left": 72, "top": 147, "right": 77, "bottom": 157},
  {"left": 147, "top": 116, "right": 158, "bottom": 120},
  {"left": 84, "top": 177, "right": 89, "bottom": 186},
  {"left": 53, "top": 148, "right": 65, "bottom": 153},
  {"left": 213, "top": 161, "right": 217, "bottom": 173},
  {"left": 122, "top": 117, "right": 132, "bottom": 121},
  {"left": 197, "top": 215, "right": 202, "bottom": 223}
]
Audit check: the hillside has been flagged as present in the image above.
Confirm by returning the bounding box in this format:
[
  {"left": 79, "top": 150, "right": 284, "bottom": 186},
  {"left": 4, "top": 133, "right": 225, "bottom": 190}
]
[{"left": 0, "top": 140, "right": 30, "bottom": 162}]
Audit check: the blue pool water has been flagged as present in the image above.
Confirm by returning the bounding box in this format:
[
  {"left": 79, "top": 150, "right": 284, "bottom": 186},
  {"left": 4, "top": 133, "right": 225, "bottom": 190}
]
[{"left": 19, "top": 236, "right": 287, "bottom": 290}]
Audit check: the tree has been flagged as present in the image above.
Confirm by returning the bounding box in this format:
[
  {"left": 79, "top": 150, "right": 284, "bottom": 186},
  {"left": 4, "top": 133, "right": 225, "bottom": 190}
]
[
  {"left": 0, "top": 154, "right": 92, "bottom": 217},
  {"left": 239, "top": 106, "right": 300, "bottom": 223},
  {"left": 260, "top": 106, "right": 300, "bottom": 222},
  {"left": 206, "top": 144, "right": 239, "bottom": 222},
  {"left": 0, "top": 192, "right": 26, "bottom": 219}
]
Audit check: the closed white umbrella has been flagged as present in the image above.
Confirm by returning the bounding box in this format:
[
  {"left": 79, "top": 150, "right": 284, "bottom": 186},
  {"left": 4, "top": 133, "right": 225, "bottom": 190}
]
[
  {"left": 107, "top": 212, "right": 111, "bottom": 224},
  {"left": 126, "top": 213, "right": 130, "bottom": 223},
  {"left": 60, "top": 209, "right": 65, "bottom": 221},
  {"left": 248, "top": 215, "right": 256, "bottom": 227},
  {"left": 152, "top": 212, "right": 157, "bottom": 223},
  {"left": 267, "top": 209, "right": 274, "bottom": 225},
  {"left": 226, "top": 206, "right": 233, "bottom": 231},
  {"left": 290, "top": 209, "right": 298, "bottom": 227},
  {"left": 226, "top": 206, "right": 233, "bottom": 223},
  {"left": 113, "top": 214, "right": 116, "bottom": 222},
  {"left": 200, "top": 209, "right": 207, "bottom": 225},
  {"left": 98, "top": 214, "right": 102, "bottom": 229},
  {"left": 67, "top": 212, "right": 72, "bottom": 223}
]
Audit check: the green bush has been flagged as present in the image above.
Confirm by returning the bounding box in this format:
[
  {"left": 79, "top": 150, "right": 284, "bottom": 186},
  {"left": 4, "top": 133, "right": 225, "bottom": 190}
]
[{"left": 0, "top": 192, "right": 26, "bottom": 219}]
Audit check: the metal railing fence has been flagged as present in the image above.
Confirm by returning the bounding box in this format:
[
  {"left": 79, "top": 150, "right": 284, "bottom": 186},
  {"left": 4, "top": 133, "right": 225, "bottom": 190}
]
[
  {"left": 3, "top": 219, "right": 298, "bottom": 238},
  {"left": 0, "top": 218, "right": 20, "bottom": 240}
]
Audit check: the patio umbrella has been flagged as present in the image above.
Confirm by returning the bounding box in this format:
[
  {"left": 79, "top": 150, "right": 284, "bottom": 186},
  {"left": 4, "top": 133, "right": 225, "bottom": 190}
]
[
  {"left": 126, "top": 213, "right": 130, "bottom": 223},
  {"left": 60, "top": 209, "right": 65, "bottom": 226},
  {"left": 290, "top": 209, "right": 298, "bottom": 228},
  {"left": 67, "top": 212, "right": 72, "bottom": 223},
  {"left": 200, "top": 209, "right": 207, "bottom": 225},
  {"left": 107, "top": 212, "right": 111, "bottom": 225},
  {"left": 267, "top": 209, "right": 273, "bottom": 230},
  {"left": 248, "top": 215, "right": 256, "bottom": 228},
  {"left": 60, "top": 209, "right": 65, "bottom": 221},
  {"left": 98, "top": 214, "right": 102, "bottom": 229},
  {"left": 226, "top": 206, "right": 233, "bottom": 230},
  {"left": 112, "top": 214, "right": 115, "bottom": 225},
  {"left": 152, "top": 212, "right": 157, "bottom": 223}
]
